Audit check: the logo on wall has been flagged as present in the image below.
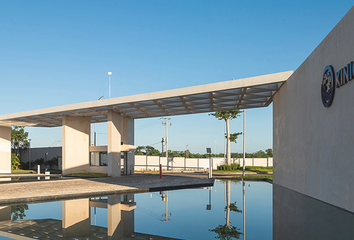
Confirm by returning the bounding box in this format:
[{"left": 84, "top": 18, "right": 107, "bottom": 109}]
[
  {"left": 321, "top": 65, "right": 335, "bottom": 107},
  {"left": 321, "top": 61, "right": 354, "bottom": 107}
]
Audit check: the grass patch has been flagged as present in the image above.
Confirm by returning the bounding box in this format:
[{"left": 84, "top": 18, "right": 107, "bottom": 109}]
[
  {"left": 245, "top": 166, "right": 273, "bottom": 174},
  {"left": 65, "top": 173, "right": 108, "bottom": 178},
  {"left": 11, "top": 169, "right": 36, "bottom": 174},
  {"left": 224, "top": 175, "right": 273, "bottom": 181}
]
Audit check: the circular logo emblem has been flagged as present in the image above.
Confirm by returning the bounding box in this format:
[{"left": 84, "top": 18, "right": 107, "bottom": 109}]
[{"left": 321, "top": 65, "right": 335, "bottom": 107}]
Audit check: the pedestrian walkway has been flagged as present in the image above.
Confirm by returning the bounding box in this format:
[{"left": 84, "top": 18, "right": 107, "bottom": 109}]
[{"left": 0, "top": 174, "right": 214, "bottom": 205}]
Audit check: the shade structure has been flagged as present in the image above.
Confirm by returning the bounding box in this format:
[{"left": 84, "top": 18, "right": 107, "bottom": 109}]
[{"left": 0, "top": 71, "right": 292, "bottom": 127}]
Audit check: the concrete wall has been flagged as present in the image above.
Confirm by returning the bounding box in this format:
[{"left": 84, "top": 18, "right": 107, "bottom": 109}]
[
  {"left": 273, "top": 6, "right": 354, "bottom": 213},
  {"left": 134, "top": 155, "right": 273, "bottom": 171},
  {"left": 21, "top": 147, "right": 61, "bottom": 163}
]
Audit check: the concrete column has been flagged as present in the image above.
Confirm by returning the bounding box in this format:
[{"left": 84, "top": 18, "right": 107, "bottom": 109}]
[
  {"left": 62, "top": 198, "right": 91, "bottom": 238},
  {"left": 0, "top": 206, "right": 11, "bottom": 221},
  {"left": 62, "top": 116, "right": 91, "bottom": 175},
  {"left": 121, "top": 116, "right": 134, "bottom": 175},
  {"left": 108, "top": 111, "right": 122, "bottom": 177},
  {"left": 108, "top": 195, "right": 122, "bottom": 238},
  {"left": 121, "top": 194, "right": 135, "bottom": 237},
  {"left": 0, "top": 126, "right": 11, "bottom": 174}
]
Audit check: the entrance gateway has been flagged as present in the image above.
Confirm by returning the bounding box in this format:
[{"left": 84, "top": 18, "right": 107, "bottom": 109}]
[{"left": 1, "top": 5, "right": 354, "bottom": 215}]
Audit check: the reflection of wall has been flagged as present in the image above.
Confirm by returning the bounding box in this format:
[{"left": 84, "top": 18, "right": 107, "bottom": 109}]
[
  {"left": 0, "top": 206, "right": 11, "bottom": 221},
  {"left": 107, "top": 194, "right": 135, "bottom": 238},
  {"left": 273, "top": 184, "right": 354, "bottom": 240},
  {"left": 273, "top": 7, "right": 354, "bottom": 213},
  {"left": 62, "top": 198, "right": 91, "bottom": 238}
]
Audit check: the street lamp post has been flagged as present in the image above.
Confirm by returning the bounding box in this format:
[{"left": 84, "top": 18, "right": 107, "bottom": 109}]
[
  {"left": 28, "top": 139, "right": 31, "bottom": 170},
  {"left": 108, "top": 72, "right": 112, "bottom": 98}
]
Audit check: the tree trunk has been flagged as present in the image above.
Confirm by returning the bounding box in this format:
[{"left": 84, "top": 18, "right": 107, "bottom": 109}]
[
  {"left": 226, "top": 118, "right": 231, "bottom": 165},
  {"left": 226, "top": 180, "right": 231, "bottom": 226}
]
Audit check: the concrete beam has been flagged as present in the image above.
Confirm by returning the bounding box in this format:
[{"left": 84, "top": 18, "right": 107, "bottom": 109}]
[
  {"left": 62, "top": 116, "right": 91, "bottom": 175},
  {"left": 108, "top": 111, "right": 122, "bottom": 177},
  {"left": 0, "top": 126, "right": 11, "bottom": 174}
]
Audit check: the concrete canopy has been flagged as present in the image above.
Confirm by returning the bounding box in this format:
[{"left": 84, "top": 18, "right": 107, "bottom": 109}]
[{"left": 0, "top": 71, "right": 292, "bottom": 127}]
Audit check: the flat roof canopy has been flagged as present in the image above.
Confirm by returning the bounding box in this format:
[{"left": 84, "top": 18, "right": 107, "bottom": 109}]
[{"left": 0, "top": 71, "right": 292, "bottom": 127}]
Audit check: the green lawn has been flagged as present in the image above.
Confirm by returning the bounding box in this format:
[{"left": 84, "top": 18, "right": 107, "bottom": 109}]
[
  {"left": 245, "top": 166, "right": 273, "bottom": 174},
  {"left": 226, "top": 175, "right": 273, "bottom": 181},
  {"left": 11, "top": 169, "right": 36, "bottom": 174},
  {"left": 214, "top": 166, "right": 273, "bottom": 174}
]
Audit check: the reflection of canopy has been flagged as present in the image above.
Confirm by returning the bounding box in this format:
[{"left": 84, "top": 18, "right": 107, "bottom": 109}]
[
  {"left": 0, "top": 71, "right": 291, "bottom": 127},
  {"left": 0, "top": 219, "right": 182, "bottom": 240}
]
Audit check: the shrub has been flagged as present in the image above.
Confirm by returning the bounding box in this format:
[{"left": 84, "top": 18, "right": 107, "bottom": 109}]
[
  {"left": 11, "top": 153, "right": 20, "bottom": 170},
  {"left": 217, "top": 163, "right": 240, "bottom": 171}
]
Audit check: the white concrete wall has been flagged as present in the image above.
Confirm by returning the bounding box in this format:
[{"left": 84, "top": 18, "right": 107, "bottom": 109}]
[
  {"left": 89, "top": 165, "right": 108, "bottom": 174},
  {"left": 0, "top": 126, "right": 11, "bottom": 173},
  {"left": 134, "top": 156, "right": 273, "bottom": 171},
  {"left": 273, "top": 6, "right": 354, "bottom": 213}
]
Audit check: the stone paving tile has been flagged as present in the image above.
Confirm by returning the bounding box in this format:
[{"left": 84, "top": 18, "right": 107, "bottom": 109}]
[{"left": 0, "top": 174, "right": 214, "bottom": 205}]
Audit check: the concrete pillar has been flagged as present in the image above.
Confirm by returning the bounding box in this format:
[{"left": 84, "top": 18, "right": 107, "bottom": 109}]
[
  {"left": 62, "top": 116, "right": 91, "bottom": 175},
  {"left": 108, "top": 195, "right": 122, "bottom": 238},
  {"left": 0, "top": 206, "right": 11, "bottom": 221},
  {"left": 62, "top": 198, "right": 91, "bottom": 238},
  {"left": 108, "top": 111, "right": 122, "bottom": 177},
  {"left": 121, "top": 194, "right": 135, "bottom": 237},
  {"left": 122, "top": 116, "right": 134, "bottom": 174},
  {"left": 0, "top": 126, "right": 11, "bottom": 174}
]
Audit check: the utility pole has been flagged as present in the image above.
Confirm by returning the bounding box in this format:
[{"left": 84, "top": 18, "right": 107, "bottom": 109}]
[
  {"left": 243, "top": 110, "right": 246, "bottom": 176},
  {"left": 161, "top": 118, "right": 171, "bottom": 169},
  {"left": 186, "top": 145, "right": 189, "bottom": 158},
  {"left": 161, "top": 191, "right": 171, "bottom": 222},
  {"left": 215, "top": 141, "right": 217, "bottom": 157}
]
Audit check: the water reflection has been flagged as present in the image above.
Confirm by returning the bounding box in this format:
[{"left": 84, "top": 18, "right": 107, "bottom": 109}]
[
  {"left": 209, "top": 180, "right": 243, "bottom": 240},
  {"left": 0, "top": 180, "right": 273, "bottom": 240},
  {"left": 273, "top": 183, "right": 354, "bottom": 240}
]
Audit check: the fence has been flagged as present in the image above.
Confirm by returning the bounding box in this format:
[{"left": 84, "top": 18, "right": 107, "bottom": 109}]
[{"left": 134, "top": 156, "right": 273, "bottom": 171}]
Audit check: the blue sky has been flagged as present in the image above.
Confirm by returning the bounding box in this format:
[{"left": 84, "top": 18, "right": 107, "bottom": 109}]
[{"left": 0, "top": 1, "right": 353, "bottom": 154}]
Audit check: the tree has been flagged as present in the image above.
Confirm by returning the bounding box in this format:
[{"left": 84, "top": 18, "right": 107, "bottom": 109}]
[
  {"left": 210, "top": 110, "right": 242, "bottom": 165},
  {"left": 11, "top": 126, "right": 29, "bottom": 158},
  {"left": 229, "top": 132, "right": 242, "bottom": 143},
  {"left": 135, "top": 145, "right": 160, "bottom": 156},
  {"left": 209, "top": 225, "right": 242, "bottom": 240},
  {"left": 11, "top": 205, "right": 29, "bottom": 221},
  {"left": 11, "top": 153, "right": 20, "bottom": 170},
  {"left": 265, "top": 148, "right": 273, "bottom": 157}
]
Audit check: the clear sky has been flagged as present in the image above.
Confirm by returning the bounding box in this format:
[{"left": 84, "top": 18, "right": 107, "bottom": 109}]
[{"left": 0, "top": 1, "right": 353, "bottom": 154}]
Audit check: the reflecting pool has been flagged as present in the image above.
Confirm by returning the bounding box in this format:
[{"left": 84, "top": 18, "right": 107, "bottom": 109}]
[{"left": 0, "top": 180, "right": 272, "bottom": 240}]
